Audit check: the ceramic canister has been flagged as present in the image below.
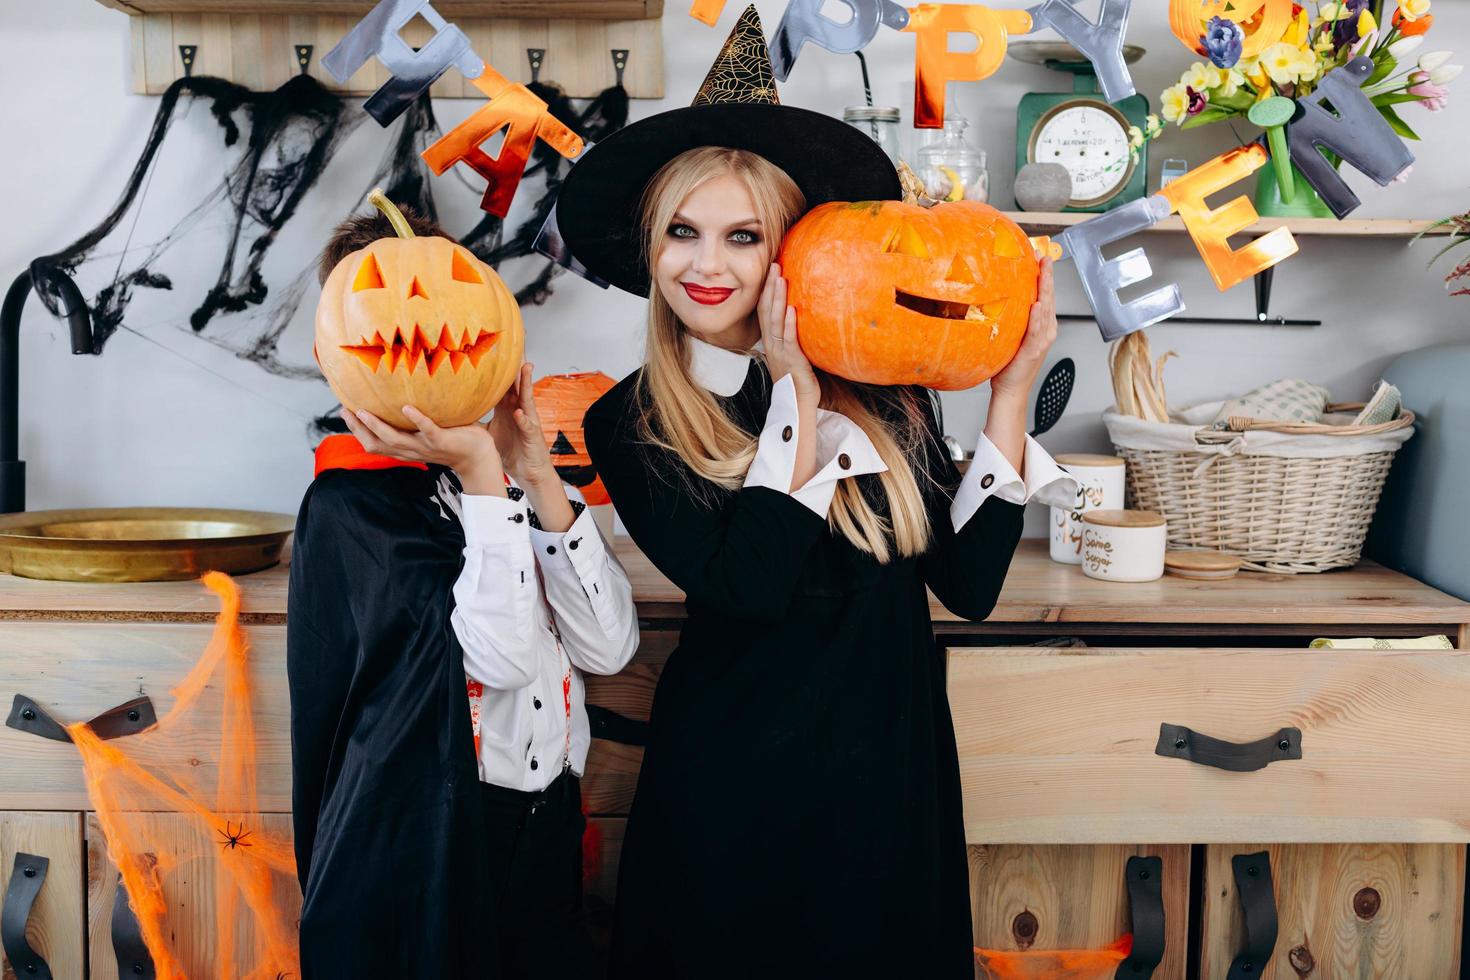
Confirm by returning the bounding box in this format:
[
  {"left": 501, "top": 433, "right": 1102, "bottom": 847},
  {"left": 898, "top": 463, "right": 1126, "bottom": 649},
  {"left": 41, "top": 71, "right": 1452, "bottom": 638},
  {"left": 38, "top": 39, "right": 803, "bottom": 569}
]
[
  {"left": 1050, "top": 454, "right": 1126, "bottom": 565},
  {"left": 1081, "top": 510, "right": 1168, "bottom": 583}
]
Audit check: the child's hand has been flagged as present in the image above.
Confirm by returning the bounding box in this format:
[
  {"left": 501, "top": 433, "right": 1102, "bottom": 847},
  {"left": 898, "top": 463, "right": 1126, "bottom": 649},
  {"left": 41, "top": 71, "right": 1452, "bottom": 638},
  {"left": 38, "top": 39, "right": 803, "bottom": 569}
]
[
  {"left": 488, "top": 363, "right": 559, "bottom": 489},
  {"left": 341, "top": 405, "right": 506, "bottom": 496}
]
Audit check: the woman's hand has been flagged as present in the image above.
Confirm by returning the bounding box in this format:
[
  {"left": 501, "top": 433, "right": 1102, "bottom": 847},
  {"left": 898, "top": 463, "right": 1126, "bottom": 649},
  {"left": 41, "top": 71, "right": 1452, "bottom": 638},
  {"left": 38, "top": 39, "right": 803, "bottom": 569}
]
[
  {"left": 340, "top": 405, "right": 506, "bottom": 496},
  {"left": 488, "top": 363, "right": 559, "bottom": 490},
  {"left": 758, "top": 262, "right": 819, "bottom": 404},
  {"left": 982, "top": 256, "right": 1058, "bottom": 476},
  {"left": 989, "top": 256, "right": 1058, "bottom": 405}
]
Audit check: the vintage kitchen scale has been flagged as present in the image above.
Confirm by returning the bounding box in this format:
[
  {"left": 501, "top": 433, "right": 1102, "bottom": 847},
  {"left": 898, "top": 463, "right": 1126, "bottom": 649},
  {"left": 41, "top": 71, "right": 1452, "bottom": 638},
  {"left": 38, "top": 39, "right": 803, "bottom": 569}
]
[{"left": 1011, "top": 40, "right": 1150, "bottom": 213}]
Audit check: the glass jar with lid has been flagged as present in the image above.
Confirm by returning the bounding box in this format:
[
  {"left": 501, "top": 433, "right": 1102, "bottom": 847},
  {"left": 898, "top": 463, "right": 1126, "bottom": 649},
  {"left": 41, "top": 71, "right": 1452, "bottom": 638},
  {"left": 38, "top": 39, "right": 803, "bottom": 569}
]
[
  {"left": 841, "top": 106, "right": 902, "bottom": 165},
  {"left": 915, "top": 112, "right": 989, "bottom": 203}
]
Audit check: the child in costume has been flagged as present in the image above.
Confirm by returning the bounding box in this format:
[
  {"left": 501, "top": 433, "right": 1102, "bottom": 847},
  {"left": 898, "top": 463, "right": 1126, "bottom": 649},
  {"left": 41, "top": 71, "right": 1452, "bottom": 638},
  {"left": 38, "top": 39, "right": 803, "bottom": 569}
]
[
  {"left": 289, "top": 204, "right": 639, "bottom": 979},
  {"left": 554, "top": 7, "right": 1077, "bottom": 977}
]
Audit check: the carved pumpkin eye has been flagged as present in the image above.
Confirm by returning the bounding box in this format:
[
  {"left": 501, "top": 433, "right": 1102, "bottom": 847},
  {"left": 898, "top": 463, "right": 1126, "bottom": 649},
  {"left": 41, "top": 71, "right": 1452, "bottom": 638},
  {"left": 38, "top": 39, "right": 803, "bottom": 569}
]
[
  {"left": 881, "top": 221, "right": 929, "bottom": 259},
  {"left": 992, "top": 223, "right": 1027, "bottom": 259},
  {"left": 451, "top": 249, "right": 484, "bottom": 284},
  {"left": 946, "top": 256, "right": 977, "bottom": 284},
  {"left": 353, "top": 253, "right": 385, "bottom": 292}
]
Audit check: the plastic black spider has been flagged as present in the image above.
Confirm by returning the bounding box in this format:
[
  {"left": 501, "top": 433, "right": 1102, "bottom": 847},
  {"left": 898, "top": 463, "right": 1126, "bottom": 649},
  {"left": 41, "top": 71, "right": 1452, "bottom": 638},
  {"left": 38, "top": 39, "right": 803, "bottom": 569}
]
[{"left": 217, "top": 821, "right": 253, "bottom": 851}]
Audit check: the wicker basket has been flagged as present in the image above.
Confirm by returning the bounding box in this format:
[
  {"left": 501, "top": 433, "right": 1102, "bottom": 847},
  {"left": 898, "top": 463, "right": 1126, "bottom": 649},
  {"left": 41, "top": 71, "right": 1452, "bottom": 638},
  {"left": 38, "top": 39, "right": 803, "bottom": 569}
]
[{"left": 1104, "top": 402, "right": 1416, "bottom": 574}]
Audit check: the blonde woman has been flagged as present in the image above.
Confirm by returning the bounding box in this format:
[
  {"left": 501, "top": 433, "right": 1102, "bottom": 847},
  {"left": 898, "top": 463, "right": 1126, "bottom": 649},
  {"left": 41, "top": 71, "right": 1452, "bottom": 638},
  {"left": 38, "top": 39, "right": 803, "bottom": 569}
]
[{"left": 555, "top": 9, "right": 1076, "bottom": 975}]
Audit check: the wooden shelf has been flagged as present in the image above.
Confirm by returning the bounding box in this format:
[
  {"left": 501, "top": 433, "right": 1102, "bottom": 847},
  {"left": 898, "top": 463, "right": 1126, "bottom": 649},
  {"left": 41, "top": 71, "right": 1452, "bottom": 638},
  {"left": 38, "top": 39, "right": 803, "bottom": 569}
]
[
  {"left": 97, "top": 0, "right": 662, "bottom": 18},
  {"left": 112, "top": 2, "right": 664, "bottom": 98},
  {"left": 1006, "top": 211, "right": 1450, "bottom": 238}
]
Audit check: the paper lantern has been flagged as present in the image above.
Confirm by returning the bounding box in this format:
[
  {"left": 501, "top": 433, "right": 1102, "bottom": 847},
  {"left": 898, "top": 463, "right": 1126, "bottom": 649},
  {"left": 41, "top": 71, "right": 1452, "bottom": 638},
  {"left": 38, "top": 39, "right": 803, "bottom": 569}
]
[
  {"left": 315, "top": 190, "right": 524, "bottom": 430},
  {"left": 779, "top": 199, "right": 1039, "bottom": 390},
  {"left": 533, "top": 372, "right": 618, "bottom": 505}
]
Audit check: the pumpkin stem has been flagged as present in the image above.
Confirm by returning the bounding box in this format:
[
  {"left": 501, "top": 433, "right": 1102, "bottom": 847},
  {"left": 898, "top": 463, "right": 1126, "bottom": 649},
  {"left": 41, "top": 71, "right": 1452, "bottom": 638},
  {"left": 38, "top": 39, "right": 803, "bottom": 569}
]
[{"left": 367, "top": 186, "right": 416, "bottom": 239}]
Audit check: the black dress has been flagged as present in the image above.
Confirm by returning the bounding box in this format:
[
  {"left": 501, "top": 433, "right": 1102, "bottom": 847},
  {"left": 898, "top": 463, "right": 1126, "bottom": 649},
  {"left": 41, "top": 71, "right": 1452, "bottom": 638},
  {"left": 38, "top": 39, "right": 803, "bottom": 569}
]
[{"left": 583, "top": 361, "right": 1026, "bottom": 979}]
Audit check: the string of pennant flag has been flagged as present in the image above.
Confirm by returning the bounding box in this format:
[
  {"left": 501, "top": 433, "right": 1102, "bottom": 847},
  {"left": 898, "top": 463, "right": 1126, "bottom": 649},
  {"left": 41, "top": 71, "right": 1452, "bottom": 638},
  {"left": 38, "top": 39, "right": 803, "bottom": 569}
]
[{"left": 325, "top": 0, "right": 1417, "bottom": 341}]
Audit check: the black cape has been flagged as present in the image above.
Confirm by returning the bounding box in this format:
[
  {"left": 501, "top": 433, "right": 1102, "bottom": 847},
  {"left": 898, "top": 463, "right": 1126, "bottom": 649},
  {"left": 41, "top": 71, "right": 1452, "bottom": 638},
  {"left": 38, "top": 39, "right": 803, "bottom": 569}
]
[
  {"left": 287, "top": 455, "right": 494, "bottom": 978},
  {"left": 584, "top": 363, "right": 1025, "bottom": 979}
]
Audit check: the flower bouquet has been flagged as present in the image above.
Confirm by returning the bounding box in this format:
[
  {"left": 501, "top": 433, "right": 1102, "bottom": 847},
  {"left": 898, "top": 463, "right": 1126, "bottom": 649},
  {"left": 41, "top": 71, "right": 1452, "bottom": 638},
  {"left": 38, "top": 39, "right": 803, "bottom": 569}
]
[
  {"left": 1415, "top": 208, "right": 1470, "bottom": 298},
  {"left": 1159, "top": 1, "right": 1458, "bottom": 213}
]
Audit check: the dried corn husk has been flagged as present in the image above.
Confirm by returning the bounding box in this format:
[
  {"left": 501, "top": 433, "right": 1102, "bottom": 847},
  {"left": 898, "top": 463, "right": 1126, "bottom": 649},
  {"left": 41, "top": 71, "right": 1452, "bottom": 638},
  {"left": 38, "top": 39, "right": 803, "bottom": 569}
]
[{"left": 1108, "top": 330, "right": 1176, "bottom": 422}]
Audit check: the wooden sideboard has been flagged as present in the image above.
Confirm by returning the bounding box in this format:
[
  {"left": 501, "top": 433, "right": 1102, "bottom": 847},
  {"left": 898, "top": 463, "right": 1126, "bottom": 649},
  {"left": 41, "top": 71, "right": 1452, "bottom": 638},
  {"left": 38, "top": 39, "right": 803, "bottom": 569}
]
[{"left": 1, "top": 538, "right": 1467, "bottom": 977}]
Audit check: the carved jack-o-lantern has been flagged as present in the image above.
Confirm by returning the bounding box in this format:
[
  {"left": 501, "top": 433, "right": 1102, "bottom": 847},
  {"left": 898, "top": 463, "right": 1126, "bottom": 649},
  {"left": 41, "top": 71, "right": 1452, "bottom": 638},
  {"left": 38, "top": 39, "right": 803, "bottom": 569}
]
[
  {"left": 533, "top": 372, "right": 617, "bottom": 505},
  {"left": 316, "top": 190, "right": 524, "bottom": 430},
  {"left": 778, "top": 199, "right": 1039, "bottom": 390}
]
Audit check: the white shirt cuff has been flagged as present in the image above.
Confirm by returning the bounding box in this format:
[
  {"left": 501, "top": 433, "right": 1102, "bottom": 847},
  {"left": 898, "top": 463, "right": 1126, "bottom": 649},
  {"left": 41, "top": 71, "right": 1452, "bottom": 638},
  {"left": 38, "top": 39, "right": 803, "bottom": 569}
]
[
  {"left": 460, "top": 492, "right": 534, "bottom": 552},
  {"left": 528, "top": 502, "right": 601, "bottom": 574},
  {"left": 950, "top": 432, "right": 1079, "bottom": 531},
  {"left": 741, "top": 374, "right": 889, "bottom": 518}
]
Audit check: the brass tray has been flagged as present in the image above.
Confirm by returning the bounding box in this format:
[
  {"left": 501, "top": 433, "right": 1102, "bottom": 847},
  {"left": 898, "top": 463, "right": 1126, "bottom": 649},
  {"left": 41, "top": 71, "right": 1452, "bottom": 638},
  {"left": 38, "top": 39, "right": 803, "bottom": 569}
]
[{"left": 0, "top": 508, "right": 294, "bottom": 583}]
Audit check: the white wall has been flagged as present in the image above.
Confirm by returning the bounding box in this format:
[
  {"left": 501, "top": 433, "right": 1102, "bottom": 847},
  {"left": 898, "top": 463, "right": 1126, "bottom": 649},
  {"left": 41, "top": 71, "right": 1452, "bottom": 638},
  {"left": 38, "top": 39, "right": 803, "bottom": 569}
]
[{"left": 3, "top": 0, "right": 1467, "bottom": 538}]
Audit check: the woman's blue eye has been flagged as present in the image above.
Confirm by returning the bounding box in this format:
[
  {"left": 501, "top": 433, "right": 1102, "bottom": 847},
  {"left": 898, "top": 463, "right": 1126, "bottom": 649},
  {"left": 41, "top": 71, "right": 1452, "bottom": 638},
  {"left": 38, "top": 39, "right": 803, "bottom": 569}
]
[
  {"left": 669, "top": 224, "right": 697, "bottom": 239},
  {"left": 730, "top": 229, "right": 760, "bottom": 245}
]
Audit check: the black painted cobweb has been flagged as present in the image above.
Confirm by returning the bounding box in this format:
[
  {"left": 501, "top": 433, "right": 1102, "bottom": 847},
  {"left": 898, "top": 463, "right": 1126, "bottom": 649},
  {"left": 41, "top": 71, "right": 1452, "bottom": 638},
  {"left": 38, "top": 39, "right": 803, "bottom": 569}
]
[{"left": 21, "top": 72, "right": 628, "bottom": 441}]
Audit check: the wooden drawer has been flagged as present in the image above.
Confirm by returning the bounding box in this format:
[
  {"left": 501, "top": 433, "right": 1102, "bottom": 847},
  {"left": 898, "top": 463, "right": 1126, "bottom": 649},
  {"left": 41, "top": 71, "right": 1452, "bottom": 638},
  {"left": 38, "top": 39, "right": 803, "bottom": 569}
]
[
  {"left": 947, "top": 647, "right": 1470, "bottom": 844},
  {"left": 1199, "top": 843, "right": 1464, "bottom": 978},
  {"left": 0, "top": 623, "right": 291, "bottom": 811}
]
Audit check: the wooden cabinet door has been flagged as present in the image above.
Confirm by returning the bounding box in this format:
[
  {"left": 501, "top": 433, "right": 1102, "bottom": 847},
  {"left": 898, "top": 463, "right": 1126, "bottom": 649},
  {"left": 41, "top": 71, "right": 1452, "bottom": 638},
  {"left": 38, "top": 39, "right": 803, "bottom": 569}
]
[
  {"left": 969, "top": 843, "right": 1190, "bottom": 980},
  {"left": 0, "top": 811, "right": 85, "bottom": 980},
  {"left": 1200, "top": 843, "right": 1464, "bottom": 979},
  {"left": 86, "top": 813, "right": 299, "bottom": 980}
]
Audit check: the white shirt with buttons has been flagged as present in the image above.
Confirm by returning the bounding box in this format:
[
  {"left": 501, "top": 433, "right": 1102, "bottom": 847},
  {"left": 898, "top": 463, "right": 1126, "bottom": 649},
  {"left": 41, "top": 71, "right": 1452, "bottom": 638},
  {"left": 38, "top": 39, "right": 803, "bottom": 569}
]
[
  {"left": 449, "top": 481, "right": 640, "bottom": 793},
  {"left": 688, "top": 336, "right": 1079, "bottom": 525}
]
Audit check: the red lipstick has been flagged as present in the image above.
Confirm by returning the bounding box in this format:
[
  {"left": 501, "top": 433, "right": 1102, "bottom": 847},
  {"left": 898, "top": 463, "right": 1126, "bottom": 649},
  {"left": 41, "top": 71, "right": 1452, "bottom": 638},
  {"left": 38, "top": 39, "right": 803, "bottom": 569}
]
[{"left": 681, "top": 282, "right": 735, "bottom": 305}]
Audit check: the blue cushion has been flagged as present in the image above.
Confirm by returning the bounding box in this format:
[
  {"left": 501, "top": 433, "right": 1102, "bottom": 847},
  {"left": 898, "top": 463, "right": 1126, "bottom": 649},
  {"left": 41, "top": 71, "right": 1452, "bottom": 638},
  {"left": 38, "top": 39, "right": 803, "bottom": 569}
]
[{"left": 1366, "top": 342, "right": 1470, "bottom": 600}]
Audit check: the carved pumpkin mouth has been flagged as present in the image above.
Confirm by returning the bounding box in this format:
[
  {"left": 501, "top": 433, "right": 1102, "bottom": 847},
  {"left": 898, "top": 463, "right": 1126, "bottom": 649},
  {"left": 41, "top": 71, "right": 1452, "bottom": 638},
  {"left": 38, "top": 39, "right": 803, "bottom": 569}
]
[
  {"left": 894, "top": 289, "right": 1009, "bottom": 324},
  {"left": 340, "top": 324, "right": 500, "bottom": 375},
  {"left": 552, "top": 463, "right": 598, "bottom": 487}
]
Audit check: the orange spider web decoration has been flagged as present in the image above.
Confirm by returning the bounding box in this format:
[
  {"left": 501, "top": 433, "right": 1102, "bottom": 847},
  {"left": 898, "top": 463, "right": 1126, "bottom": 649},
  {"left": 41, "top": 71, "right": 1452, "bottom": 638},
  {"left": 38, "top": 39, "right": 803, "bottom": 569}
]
[
  {"left": 974, "top": 934, "right": 1132, "bottom": 979},
  {"left": 67, "top": 572, "right": 299, "bottom": 980}
]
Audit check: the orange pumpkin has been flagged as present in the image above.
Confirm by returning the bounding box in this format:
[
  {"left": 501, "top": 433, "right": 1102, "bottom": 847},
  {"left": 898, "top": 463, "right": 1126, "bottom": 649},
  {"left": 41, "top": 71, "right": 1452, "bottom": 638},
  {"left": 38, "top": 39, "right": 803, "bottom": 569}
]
[
  {"left": 315, "top": 189, "right": 524, "bottom": 429},
  {"left": 533, "top": 372, "right": 617, "bottom": 505},
  {"left": 778, "top": 199, "right": 1038, "bottom": 390}
]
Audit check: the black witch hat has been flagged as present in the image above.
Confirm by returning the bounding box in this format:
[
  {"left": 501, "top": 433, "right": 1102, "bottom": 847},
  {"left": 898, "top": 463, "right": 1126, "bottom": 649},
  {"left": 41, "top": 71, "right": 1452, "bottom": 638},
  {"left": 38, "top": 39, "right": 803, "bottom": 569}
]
[{"left": 555, "top": 4, "right": 902, "bottom": 296}]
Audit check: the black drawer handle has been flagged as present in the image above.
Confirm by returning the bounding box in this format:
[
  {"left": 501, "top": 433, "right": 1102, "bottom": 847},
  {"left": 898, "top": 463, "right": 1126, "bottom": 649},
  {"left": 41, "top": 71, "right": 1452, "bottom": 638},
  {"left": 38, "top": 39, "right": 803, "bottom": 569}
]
[
  {"left": 1155, "top": 724, "right": 1301, "bottom": 773},
  {"left": 112, "top": 872, "right": 156, "bottom": 980},
  {"left": 6, "top": 693, "right": 156, "bottom": 744},
  {"left": 1116, "top": 855, "right": 1165, "bottom": 977},
  {"left": 1228, "top": 851, "right": 1279, "bottom": 980},
  {"left": 2, "top": 852, "right": 52, "bottom": 980}
]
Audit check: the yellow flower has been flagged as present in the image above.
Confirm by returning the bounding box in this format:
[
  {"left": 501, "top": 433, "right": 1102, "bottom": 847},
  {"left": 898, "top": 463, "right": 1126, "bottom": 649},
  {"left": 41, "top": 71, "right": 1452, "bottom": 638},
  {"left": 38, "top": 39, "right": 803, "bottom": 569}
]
[
  {"left": 1262, "top": 43, "right": 1302, "bottom": 85},
  {"left": 1283, "top": 7, "right": 1312, "bottom": 47},
  {"left": 1240, "top": 55, "right": 1271, "bottom": 90},
  {"left": 1295, "top": 49, "right": 1321, "bottom": 83},
  {"left": 1358, "top": 9, "right": 1378, "bottom": 36},
  {"left": 1400, "top": 0, "right": 1432, "bottom": 21},
  {"left": 1218, "top": 68, "right": 1246, "bottom": 98},
  {"left": 1181, "top": 63, "right": 1214, "bottom": 91},
  {"left": 1161, "top": 84, "right": 1190, "bottom": 123}
]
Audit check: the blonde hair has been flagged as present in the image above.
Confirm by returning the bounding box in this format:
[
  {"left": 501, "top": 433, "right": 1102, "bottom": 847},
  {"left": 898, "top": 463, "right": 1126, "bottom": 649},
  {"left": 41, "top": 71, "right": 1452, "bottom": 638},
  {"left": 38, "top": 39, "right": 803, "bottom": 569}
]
[{"left": 635, "top": 146, "right": 931, "bottom": 562}]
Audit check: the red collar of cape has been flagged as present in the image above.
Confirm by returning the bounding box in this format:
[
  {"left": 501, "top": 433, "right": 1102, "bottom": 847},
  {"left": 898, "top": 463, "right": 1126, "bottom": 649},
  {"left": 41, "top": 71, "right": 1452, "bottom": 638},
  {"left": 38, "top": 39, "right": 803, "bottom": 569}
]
[{"left": 314, "top": 434, "right": 428, "bottom": 478}]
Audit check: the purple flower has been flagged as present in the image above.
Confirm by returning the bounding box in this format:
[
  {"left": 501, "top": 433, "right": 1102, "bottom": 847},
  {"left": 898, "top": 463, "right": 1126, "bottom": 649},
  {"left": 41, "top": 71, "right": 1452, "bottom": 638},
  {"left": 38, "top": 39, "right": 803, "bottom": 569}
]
[
  {"left": 1186, "top": 86, "right": 1209, "bottom": 116},
  {"left": 1334, "top": 0, "right": 1370, "bottom": 47},
  {"left": 1201, "top": 16, "right": 1244, "bottom": 69}
]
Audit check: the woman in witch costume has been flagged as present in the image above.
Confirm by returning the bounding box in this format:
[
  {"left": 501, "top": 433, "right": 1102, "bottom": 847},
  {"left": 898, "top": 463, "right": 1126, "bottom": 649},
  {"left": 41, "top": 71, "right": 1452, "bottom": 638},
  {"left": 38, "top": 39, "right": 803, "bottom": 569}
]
[{"left": 556, "top": 7, "right": 1077, "bottom": 976}]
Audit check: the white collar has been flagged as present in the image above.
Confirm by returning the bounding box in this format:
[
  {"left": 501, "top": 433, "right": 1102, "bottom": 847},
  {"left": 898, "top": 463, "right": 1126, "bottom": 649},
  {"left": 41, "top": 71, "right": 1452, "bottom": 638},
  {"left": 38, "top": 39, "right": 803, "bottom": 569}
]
[{"left": 687, "top": 335, "right": 762, "bottom": 397}]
